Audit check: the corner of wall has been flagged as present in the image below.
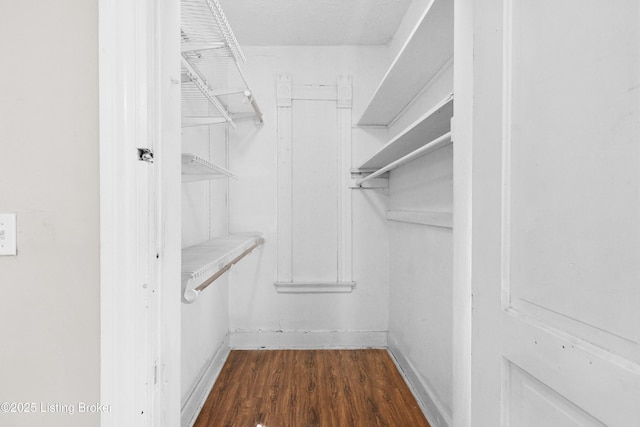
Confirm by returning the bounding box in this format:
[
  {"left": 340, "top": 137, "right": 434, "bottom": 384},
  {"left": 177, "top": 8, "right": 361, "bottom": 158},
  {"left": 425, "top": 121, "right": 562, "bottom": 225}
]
[
  {"left": 387, "top": 335, "right": 452, "bottom": 427},
  {"left": 181, "top": 333, "right": 231, "bottom": 427}
]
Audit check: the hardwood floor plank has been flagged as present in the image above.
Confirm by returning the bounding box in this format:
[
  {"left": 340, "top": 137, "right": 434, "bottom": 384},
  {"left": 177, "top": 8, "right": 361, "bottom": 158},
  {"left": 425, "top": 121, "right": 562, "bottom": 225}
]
[{"left": 193, "top": 349, "right": 431, "bottom": 427}]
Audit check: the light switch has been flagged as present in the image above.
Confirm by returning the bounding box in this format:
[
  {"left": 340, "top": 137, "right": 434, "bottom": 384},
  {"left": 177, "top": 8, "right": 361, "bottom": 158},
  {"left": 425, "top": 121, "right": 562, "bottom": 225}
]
[{"left": 0, "top": 214, "right": 17, "bottom": 256}]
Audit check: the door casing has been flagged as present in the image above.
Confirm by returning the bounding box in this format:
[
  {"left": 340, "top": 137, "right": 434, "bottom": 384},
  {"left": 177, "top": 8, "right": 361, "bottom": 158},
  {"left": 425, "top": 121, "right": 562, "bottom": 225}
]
[{"left": 99, "top": 0, "right": 181, "bottom": 425}]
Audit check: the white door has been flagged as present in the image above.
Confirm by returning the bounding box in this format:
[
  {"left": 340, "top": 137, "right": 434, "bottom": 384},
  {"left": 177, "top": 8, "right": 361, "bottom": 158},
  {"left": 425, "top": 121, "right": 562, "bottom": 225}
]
[{"left": 465, "top": 1, "right": 640, "bottom": 425}]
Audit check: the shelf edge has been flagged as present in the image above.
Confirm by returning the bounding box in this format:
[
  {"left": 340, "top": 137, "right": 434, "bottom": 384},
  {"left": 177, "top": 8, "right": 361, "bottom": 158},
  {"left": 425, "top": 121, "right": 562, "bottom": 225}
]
[
  {"left": 357, "top": 0, "right": 453, "bottom": 126},
  {"left": 356, "top": 93, "right": 453, "bottom": 171},
  {"left": 386, "top": 210, "right": 453, "bottom": 228},
  {"left": 274, "top": 282, "right": 356, "bottom": 294}
]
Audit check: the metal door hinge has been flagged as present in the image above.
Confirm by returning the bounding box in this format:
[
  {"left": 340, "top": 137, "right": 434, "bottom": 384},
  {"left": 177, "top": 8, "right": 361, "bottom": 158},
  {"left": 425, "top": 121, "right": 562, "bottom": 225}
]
[{"left": 138, "top": 148, "right": 154, "bottom": 163}]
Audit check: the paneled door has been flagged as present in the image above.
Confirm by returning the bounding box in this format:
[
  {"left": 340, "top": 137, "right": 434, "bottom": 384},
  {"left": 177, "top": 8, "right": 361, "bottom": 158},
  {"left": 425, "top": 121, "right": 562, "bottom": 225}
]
[{"left": 466, "top": 1, "right": 640, "bottom": 425}]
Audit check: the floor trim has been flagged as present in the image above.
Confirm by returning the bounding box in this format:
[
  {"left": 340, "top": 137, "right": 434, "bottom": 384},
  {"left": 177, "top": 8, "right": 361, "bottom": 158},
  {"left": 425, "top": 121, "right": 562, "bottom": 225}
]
[
  {"left": 230, "top": 330, "right": 387, "bottom": 349},
  {"left": 181, "top": 334, "right": 231, "bottom": 427},
  {"left": 387, "top": 336, "right": 452, "bottom": 427}
]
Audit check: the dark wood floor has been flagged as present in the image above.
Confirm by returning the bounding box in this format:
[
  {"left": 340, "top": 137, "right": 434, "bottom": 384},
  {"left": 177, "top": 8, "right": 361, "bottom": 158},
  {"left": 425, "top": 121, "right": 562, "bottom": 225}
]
[{"left": 194, "top": 349, "right": 431, "bottom": 427}]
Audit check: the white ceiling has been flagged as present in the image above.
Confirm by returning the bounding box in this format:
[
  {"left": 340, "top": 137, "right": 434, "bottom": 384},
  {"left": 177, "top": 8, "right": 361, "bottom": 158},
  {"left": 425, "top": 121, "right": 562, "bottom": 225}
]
[{"left": 218, "top": 0, "right": 413, "bottom": 46}]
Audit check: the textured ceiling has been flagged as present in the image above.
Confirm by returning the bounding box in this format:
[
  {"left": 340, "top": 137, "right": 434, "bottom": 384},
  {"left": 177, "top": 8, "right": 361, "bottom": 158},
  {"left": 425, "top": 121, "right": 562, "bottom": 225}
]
[{"left": 218, "top": 0, "right": 412, "bottom": 46}]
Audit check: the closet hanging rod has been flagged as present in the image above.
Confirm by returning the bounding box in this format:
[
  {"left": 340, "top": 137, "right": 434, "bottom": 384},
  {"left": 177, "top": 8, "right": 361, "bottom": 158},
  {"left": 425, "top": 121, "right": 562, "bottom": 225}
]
[
  {"left": 185, "top": 238, "right": 264, "bottom": 302},
  {"left": 245, "top": 90, "right": 264, "bottom": 126},
  {"left": 356, "top": 131, "right": 452, "bottom": 187},
  {"left": 234, "top": 63, "right": 264, "bottom": 126},
  {"left": 181, "top": 42, "right": 226, "bottom": 53}
]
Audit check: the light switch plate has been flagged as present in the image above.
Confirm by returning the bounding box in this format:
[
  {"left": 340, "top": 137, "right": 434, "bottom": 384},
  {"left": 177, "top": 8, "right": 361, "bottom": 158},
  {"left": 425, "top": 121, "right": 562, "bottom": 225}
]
[{"left": 0, "top": 213, "right": 17, "bottom": 256}]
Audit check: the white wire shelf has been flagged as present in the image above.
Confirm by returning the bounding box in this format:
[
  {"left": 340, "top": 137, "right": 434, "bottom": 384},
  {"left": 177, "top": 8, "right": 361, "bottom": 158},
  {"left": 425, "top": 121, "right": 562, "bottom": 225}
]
[
  {"left": 358, "top": 0, "right": 453, "bottom": 126},
  {"left": 182, "top": 234, "right": 264, "bottom": 303},
  {"left": 358, "top": 94, "right": 453, "bottom": 171},
  {"left": 181, "top": 0, "right": 244, "bottom": 63},
  {"left": 181, "top": 0, "right": 263, "bottom": 127},
  {"left": 181, "top": 153, "right": 238, "bottom": 182},
  {"left": 181, "top": 59, "right": 236, "bottom": 128}
]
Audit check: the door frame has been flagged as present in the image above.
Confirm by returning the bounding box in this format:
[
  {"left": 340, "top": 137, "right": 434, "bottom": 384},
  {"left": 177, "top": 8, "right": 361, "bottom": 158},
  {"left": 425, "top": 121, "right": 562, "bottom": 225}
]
[
  {"left": 97, "top": 0, "right": 479, "bottom": 425},
  {"left": 452, "top": 0, "right": 474, "bottom": 425},
  {"left": 99, "top": 0, "right": 181, "bottom": 426}
]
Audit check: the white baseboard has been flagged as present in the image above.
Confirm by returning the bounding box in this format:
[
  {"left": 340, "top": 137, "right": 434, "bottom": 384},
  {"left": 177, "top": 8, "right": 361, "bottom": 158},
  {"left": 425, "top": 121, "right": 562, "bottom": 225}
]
[
  {"left": 230, "top": 330, "right": 387, "bottom": 349},
  {"left": 387, "top": 336, "right": 452, "bottom": 427},
  {"left": 181, "top": 334, "right": 231, "bottom": 427}
]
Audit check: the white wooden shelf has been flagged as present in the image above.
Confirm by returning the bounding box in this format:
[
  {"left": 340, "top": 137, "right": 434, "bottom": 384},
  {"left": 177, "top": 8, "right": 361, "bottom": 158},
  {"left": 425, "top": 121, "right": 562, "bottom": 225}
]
[
  {"left": 181, "top": 0, "right": 263, "bottom": 127},
  {"left": 182, "top": 233, "right": 264, "bottom": 302},
  {"left": 358, "top": 94, "right": 453, "bottom": 171},
  {"left": 386, "top": 210, "right": 453, "bottom": 228},
  {"left": 274, "top": 282, "right": 356, "bottom": 294},
  {"left": 355, "top": 131, "right": 451, "bottom": 187},
  {"left": 358, "top": 0, "right": 453, "bottom": 126},
  {"left": 181, "top": 153, "right": 238, "bottom": 183}
]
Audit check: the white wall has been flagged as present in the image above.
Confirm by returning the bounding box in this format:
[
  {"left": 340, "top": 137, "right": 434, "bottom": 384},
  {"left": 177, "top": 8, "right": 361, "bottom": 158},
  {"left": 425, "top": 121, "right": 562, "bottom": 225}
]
[
  {"left": 0, "top": 1, "right": 100, "bottom": 426},
  {"left": 180, "top": 96, "right": 229, "bottom": 424},
  {"left": 387, "top": 143, "right": 454, "bottom": 423},
  {"left": 385, "top": 0, "right": 454, "bottom": 424},
  {"left": 227, "top": 46, "right": 391, "bottom": 347},
  {"left": 181, "top": 105, "right": 231, "bottom": 409},
  {"left": 388, "top": 220, "right": 453, "bottom": 411},
  {"left": 386, "top": 89, "right": 454, "bottom": 424},
  {"left": 386, "top": 145, "right": 454, "bottom": 424}
]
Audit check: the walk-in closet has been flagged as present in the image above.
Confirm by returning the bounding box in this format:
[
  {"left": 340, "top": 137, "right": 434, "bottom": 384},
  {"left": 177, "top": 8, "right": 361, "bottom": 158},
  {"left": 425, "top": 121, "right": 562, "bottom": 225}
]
[
  {"left": 177, "top": 0, "right": 454, "bottom": 425},
  {"left": 3, "top": 0, "right": 640, "bottom": 426}
]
